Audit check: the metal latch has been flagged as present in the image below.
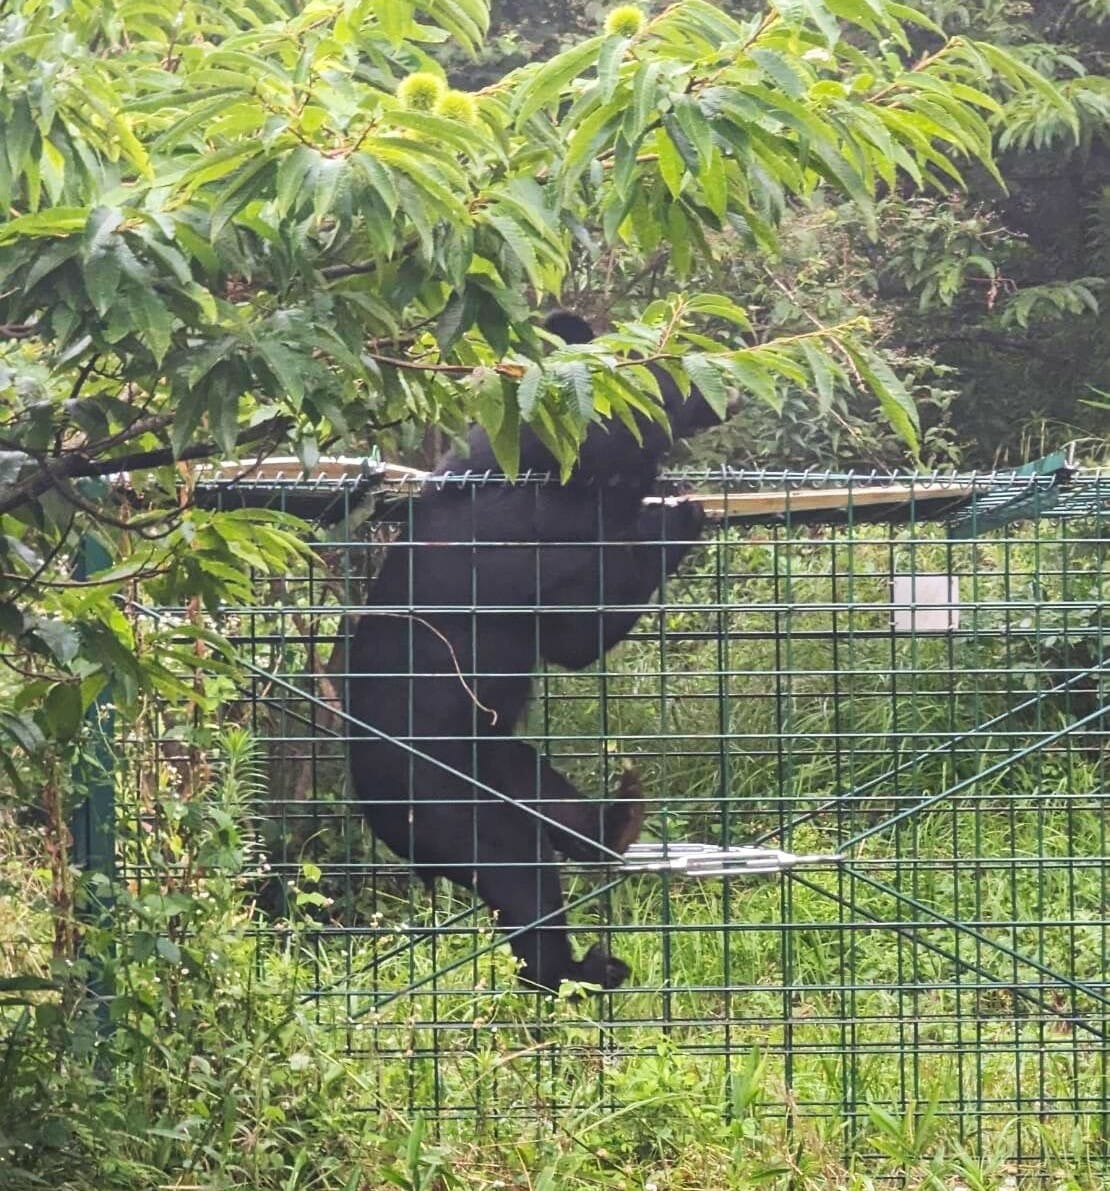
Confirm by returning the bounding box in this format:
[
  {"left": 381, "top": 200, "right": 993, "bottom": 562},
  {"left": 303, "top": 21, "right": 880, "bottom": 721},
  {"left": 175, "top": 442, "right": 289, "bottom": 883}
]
[{"left": 575, "top": 841, "right": 844, "bottom": 879}]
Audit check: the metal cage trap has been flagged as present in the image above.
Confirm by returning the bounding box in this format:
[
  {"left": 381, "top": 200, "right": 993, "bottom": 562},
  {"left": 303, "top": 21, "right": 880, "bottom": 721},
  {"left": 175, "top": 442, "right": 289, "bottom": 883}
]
[{"left": 102, "top": 452, "right": 1109, "bottom": 1176}]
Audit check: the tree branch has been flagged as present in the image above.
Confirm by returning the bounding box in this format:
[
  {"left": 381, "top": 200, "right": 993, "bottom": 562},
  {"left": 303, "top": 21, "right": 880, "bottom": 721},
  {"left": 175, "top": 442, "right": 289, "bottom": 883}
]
[
  {"left": 0, "top": 322, "right": 38, "bottom": 340},
  {"left": 81, "top": 415, "right": 292, "bottom": 478},
  {"left": 366, "top": 353, "right": 497, "bottom": 376},
  {"left": 320, "top": 236, "right": 419, "bottom": 281},
  {"left": 0, "top": 412, "right": 178, "bottom": 514},
  {"left": 67, "top": 354, "right": 101, "bottom": 405},
  {"left": 320, "top": 260, "right": 381, "bottom": 280},
  {"left": 39, "top": 468, "right": 182, "bottom": 536},
  {"left": 0, "top": 417, "right": 292, "bottom": 518},
  {"left": 68, "top": 412, "right": 176, "bottom": 459}
]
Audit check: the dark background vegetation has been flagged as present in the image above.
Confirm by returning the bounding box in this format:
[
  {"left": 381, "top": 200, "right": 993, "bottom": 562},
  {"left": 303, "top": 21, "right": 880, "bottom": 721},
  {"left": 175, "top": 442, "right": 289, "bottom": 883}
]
[{"left": 463, "top": 0, "right": 1109, "bottom": 468}]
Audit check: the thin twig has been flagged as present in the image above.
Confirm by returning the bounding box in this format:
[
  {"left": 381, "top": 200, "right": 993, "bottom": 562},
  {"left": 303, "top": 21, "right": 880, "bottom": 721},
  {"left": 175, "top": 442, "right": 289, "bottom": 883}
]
[
  {"left": 0, "top": 509, "right": 76, "bottom": 604},
  {"left": 762, "top": 268, "right": 866, "bottom": 386},
  {"left": 360, "top": 610, "right": 499, "bottom": 725},
  {"left": 67, "top": 354, "right": 101, "bottom": 405},
  {"left": 868, "top": 40, "right": 959, "bottom": 105},
  {"left": 38, "top": 467, "right": 181, "bottom": 537},
  {"left": 0, "top": 565, "right": 173, "bottom": 589}
]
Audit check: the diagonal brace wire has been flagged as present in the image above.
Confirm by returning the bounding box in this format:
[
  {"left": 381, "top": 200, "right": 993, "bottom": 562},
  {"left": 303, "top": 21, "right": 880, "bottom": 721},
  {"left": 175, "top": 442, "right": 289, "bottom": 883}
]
[
  {"left": 839, "top": 695, "right": 1110, "bottom": 850},
  {"left": 792, "top": 869, "right": 1107, "bottom": 1043},
  {"left": 753, "top": 658, "right": 1110, "bottom": 847},
  {"left": 129, "top": 599, "right": 627, "bottom": 862}
]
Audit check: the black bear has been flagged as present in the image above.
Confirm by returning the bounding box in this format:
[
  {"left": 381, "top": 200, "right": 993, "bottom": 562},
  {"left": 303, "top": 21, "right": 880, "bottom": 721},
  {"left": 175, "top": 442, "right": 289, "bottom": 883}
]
[{"left": 348, "top": 312, "right": 724, "bottom": 992}]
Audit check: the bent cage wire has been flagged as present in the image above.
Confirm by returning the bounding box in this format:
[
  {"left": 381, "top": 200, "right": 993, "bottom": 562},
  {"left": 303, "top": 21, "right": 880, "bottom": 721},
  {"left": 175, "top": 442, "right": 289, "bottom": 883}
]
[{"left": 105, "top": 457, "right": 1108, "bottom": 1175}]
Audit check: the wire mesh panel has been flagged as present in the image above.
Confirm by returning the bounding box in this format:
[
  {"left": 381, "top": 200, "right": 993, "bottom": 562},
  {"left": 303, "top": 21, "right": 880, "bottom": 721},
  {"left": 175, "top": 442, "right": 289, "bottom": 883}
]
[{"left": 130, "top": 467, "right": 1108, "bottom": 1176}]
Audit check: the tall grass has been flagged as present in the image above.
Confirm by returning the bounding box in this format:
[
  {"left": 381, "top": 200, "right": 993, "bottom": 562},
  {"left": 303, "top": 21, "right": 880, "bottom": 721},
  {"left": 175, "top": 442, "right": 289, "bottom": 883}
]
[
  {"left": 2, "top": 522, "right": 1105, "bottom": 1188},
  {"left": 250, "top": 524, "right": 1107, "bottom": 1185}
]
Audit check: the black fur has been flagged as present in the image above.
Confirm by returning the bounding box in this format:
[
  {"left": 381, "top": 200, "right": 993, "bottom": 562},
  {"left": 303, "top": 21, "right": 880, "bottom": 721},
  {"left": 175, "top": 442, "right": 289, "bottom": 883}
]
[{"left": 348, "top": 312, "right": 722, "bottom": 992}]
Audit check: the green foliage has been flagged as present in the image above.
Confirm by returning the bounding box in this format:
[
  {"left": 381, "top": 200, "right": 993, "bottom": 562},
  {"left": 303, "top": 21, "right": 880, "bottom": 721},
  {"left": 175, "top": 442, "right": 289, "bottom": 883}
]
[
  {"left": 999, "top": 277, "right": 1105, "bottom": 328},
  {"left": 886, "top": 0, "right": 1109, "bottom": 457},
  {"left": 482, "top": 1, "right": 1109, "bottom": 469},
  {"left": 2, "top": 531, "right": 1106, "bottom": 1188},
  {"left": 0, "top": 8, "right": 1100, "bottom": 1184},
  {"left": 0, "top": 729, "right": 393, "bottom": 1189},
  {"left": 0, "top": 506, "right": 310, "bottom": 801},
  {"left": 0, "top": 0, "right": 1073, "bottom": 495},
  {"left": 0, "top": 0, "right": 1076, "bottom": 804}
]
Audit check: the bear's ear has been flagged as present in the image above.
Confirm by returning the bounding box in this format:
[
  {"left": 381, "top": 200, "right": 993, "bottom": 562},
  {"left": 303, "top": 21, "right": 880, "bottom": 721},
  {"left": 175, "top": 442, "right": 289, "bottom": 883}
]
[{"left": 543, "top": 310, "right": 596, "bottom": 345}]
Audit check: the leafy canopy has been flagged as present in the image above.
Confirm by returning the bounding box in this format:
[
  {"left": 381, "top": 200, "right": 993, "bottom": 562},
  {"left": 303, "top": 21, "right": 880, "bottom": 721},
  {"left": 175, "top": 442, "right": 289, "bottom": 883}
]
[{"left": 0, "top": 0, "right": 1074, "bottom": 768}]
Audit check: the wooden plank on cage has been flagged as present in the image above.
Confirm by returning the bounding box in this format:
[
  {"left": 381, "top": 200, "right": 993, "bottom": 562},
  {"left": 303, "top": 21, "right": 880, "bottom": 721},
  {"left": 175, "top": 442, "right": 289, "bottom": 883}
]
[
  {"left": 196, "top": 457, "right": 983, "bottom": 522},
  {"left": 377, "top": 463, "right": 977, "bottom": 517},
  {"left": 650, "top": 481, "right": 979, "bottom": 520},
  {"left": 378, "top": 466, "right": 979, "bottom": 517}
]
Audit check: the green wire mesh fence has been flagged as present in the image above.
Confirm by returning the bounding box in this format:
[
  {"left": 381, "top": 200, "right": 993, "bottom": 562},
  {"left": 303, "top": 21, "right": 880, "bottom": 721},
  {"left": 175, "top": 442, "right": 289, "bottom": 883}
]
[{"left": 117, "top": 462, "right": 1108, "bottom": 1174}]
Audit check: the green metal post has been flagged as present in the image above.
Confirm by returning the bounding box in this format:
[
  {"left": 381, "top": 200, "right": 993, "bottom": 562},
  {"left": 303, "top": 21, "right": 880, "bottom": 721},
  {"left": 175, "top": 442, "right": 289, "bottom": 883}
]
[{"left": 71, "top": 530, "right": 116, "bottom": 1028}]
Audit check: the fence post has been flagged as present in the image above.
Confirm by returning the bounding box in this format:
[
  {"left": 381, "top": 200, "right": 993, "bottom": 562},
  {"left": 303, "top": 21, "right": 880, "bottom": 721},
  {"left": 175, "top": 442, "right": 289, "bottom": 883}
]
[{"left": 71, "top": 530, "right": 116, "bottom": 1031}]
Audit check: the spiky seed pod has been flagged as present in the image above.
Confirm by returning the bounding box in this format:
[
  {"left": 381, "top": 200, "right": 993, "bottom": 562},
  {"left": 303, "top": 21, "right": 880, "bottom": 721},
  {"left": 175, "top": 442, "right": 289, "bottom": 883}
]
[
  {"left": 604, "top": 4, "right": 647, "bottom": 38},
  {"left": 396, "top": 71, "right": 447, "bottom": 113},
  {"left": 434, "top": 90, "right": 480, "bottom": 126}
]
